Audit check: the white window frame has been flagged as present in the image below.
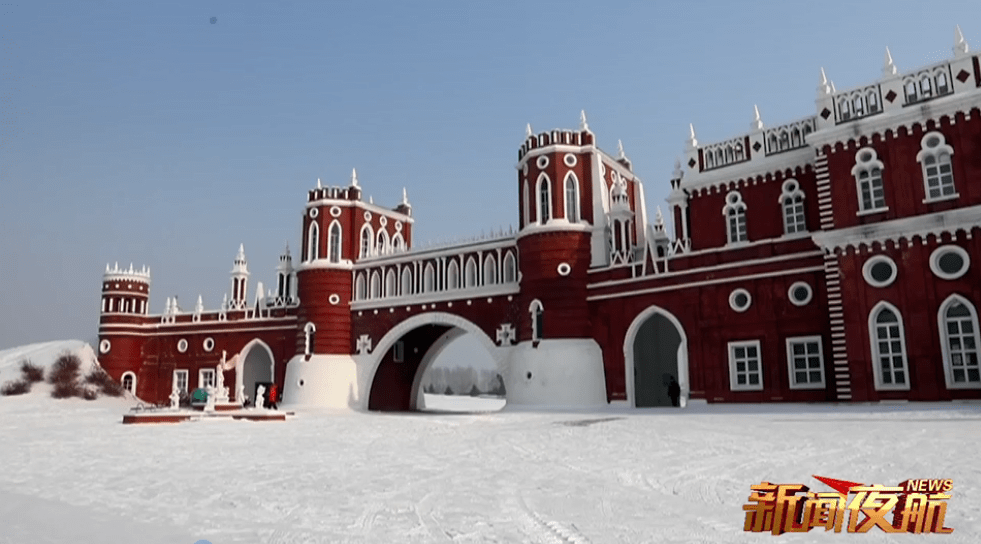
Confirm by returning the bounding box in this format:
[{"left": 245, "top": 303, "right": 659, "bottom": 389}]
[
  {"left": 121, "top": 371, "right": 137, "bottom": 394},
  {"left": 328, "top": 221, "right": 342, "bottom": 263},
  {"left": 728, "top": 340, "right": 763, "bottom": 391},
  {"left": 304, "top": 322, "right": 316, "bottom": 356},
  {"left": 306, "top": 221, "right": 320, "bottom": 262},
  {"left": 503, "top": 252, "right": 517, "bottom": 283},
  {"left": 852, "top": 148, "right": 888, "bottom": 215},
  {"left": 447, "top": 260, "right": 460, "bottom": 290},
  {"left": 359, "top": 224, "right": 373, "bottom": 258},
  {"left": 173, "top": 369, "right": 189, "bottom": 394},
  {"left": 788, "top": 281, "right": 813, "bottom": 307},
  {"left": 564, "top": 172, "right": 580, "bottom": 222},
  {"left": 938, "top": 295, "right": 981, "bottom": 389},
  {"left": 522, "top": 179, "right": 530, "bottom": 227},
  {"left": 198, "top": 368, "right": 215, "bottom": 390},
  {"left": 728, "top": 288, "right": 752, "bottom": 313},
  {"left": 530, "top": 299, "right": 544, "bottom": 342},
  {"left": 786, "top": 336, "right": 825, "bottom": 389},
  {"left": 464, "top": 257, "right": 477, "bottom": 288},
  {"left": 779, "top": 179, "right": 806, "bottom": 235},
  {"left": 400, "top": 266, "right": 413, "bottom": 296},
  {"left": 354, "top": 273, "right": 366, "bottom": 300},
  {"left": 722, "top": 191, "right": 748, "bottom": 244},
  {"left": 483, "top": 254, "right": 497, "bottom": 285},
  {"left": 862, "top": 255, "right": 898, "bottom": 288},
  {"left": 868, "top": 301, "right": 910, "bottom": 391},
  {"left": 370, "top": 271, "right": 381, "bottom": 298},
  {"left": 536, "top": 173, "right": 552, "bottom": 224},
  {"left": 423, "top": 263, "right": 435, "bottom": 292},
  {"left": 917, "top": 131, "right": 957, "bottom": 203},
  {"left": 385, "top": 269, "right": 397, "bottom": 297},
  {"left": 376, "top": 229, "right": 389, "bottom": 256},
  {"left": 929, "top": 245, "right": 970, "bottom": 280}
]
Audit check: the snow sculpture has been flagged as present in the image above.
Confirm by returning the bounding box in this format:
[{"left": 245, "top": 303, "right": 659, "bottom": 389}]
[
  {"left": 255, "top": 384, "right": 265, "bottom": 410},
  {"left": 205, "top": 385, "right": 216, "bottom": 412},
  {"left": 169, "top": 386, "right": 180, "bottom": 410},
  {"left": 237, "top": 384, "right": 245, "bottom": 406}
]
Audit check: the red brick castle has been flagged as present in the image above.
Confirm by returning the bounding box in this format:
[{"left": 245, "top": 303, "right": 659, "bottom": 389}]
[{"left": 98, "top": 29, "right": 981, "bottom": 409}]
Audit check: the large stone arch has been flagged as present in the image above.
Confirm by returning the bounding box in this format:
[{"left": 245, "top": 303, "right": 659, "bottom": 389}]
[
  {"left": 364, "top": 311, "right": 508, "bottom": 411},
  {"left": 234, "top": 338, "right": 276, "bottom": 405},
  {"left": 623, "top": 305, "right": 689, "bottom": 407}
]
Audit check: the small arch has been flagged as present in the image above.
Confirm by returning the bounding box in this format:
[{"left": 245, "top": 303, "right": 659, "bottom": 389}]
[
  {"left": 306, "top": 221, "right": 320, "bottom": 262},
  {"left": 868, "top": 301, "right": 910, "bottom": 390},
  {"left": 121, "top": 371, "right": 137, "bottom": 395},
  {"left": 400, "top": 266, "right": 413, "bottom": 297},
  {"left": 370, "top": 271, "right": 381, "bottom": 299},
  {"left": 465, "top": 257, "right": 478, "bottom": 288},
  {"left": 376, "top": 229, "right": 389, "bottom": 256},
  {"left": 529, "top": 299, "right": 544, "bottom": 342},
  {"left": 536, "top": 173, "right": 552, "bottom": 224},
  {"left": 937, "top": 294, "right": 981, "bottom": 388},
  {"left": 779, "top": 179, "right": 806, "bottom": 234},
  {"left": 391, "top": 233, "right": 405, "bottom": 252},
  {"left": 503, "top": 252, "right": 517, "bottom": 283},
  {"left": 564, "top": 172, "right": 580, "bottom": 222},
  {"left": 722, "top": 191, "right": 748, "bottom": 244},
  {"left": 423, "top": 263, "right": 435, "bottom": 293},
  {"left": 360, "top": 224, "right": 374, "bottom": 258},
  {"left": 483, "top": 254, "right": 498, "bottom": 285},
  {"left": 355, "top": 273, "right": 366, "bottom": 300},
  {"left": 327, "top": 220, "right": 341, "bottom": 263},
  {"left": 304, "top": 322, "right": 316, "bottom": 356},
  {"left": 385, "top": 269, "right": 397, "bottom": 297},
  {"left": 447, "top": 260, "right": 460, "bottom": 290}
]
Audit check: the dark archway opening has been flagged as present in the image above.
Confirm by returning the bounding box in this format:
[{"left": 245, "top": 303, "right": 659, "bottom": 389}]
[
  {"left": 241, "top": 343, "right": 273, "bottom": 406},
  {"left": 633, "top": 313, "right": 682, "bottom": 407}
]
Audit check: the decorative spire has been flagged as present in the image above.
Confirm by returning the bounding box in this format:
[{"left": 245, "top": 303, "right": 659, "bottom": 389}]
[
  {"left": 617, "top": 139, "right": 626, "bottom": 159},
  {"left": 817, "top": 67, "right": 832, "bottom": 96},
  {"left": 686, "top": 123, "right": 698, "bottom": 149},
  {"left": 402, "top": 187, "right": 409, "bottom": 206},
  {"left": 195, "top": 295, "right": 204, "bottom": 314},
  {"left": 526, "top": 123, "right": 533, "bottom": 138},
  {"left": 165, "top": 297, "right": 172, "bottom": 315},
  {"left": 655, "top": 206, "right": 665, "bottom": 230},
  {"left": 954, "top": 25, "right": 969, "bottom": 57},
  {"left": 882, "top": 47, "right": 896, "bottom": 77},
  {"left": 751, "top": 105, "right": 763, "bottom": 131},
  {"left": 579, "top": 110, "right": 589, "bottom": 131},
  {"left": 673, "top": 157, "right": 683, "bottom": 179},
  {"left": 369, "top": 195, "right": 373, "bottom": 205},
  {"left": 350, "top": 168, "right": 359, "bottom": 187},
  {"left": 317, "top": 177, "right": 321, "bottom": 189}
]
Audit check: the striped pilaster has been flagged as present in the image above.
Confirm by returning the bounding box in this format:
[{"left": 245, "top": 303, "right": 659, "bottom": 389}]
[{"left": 814, "top": 153, "right": 852, "bottom": 401}]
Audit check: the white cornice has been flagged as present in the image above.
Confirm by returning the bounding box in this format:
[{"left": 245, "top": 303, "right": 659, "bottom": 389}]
[
  {"left": 351, "top": 284, "right": 519, "bottom": 311},
  {"left": 98, "top": 321, "right": 297, "bottom": 335},
  {"left": 516, "top": 144, "right": 594, "bottom": 169},
  {"left": 296, "top": 260, "right": 354, "bottom": 271},
  {"left": 807, "top": 90, "right": 980, "bottom": 150},
  {"left": 811, "top": 205, "right": 981, "bottom": 253},
  {"left": 516, "top": 220, "right": 592, "bottom": 240},
  {"left": 305, "top": 198, "right": 415, "bottom": 223},
  {"left": 355, "top": 238, "right": 517, "bottom": 268},
  {"left": 682, "top": 148, "right": 814, "bottom": 194},
  {"left": 586, "top": 265, "right": 825, "bottom": 301}
]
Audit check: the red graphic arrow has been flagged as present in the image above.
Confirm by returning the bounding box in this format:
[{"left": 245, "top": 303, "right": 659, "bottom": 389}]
[{"left": 813, "top": 475, "right": 864, "bottom": 495}]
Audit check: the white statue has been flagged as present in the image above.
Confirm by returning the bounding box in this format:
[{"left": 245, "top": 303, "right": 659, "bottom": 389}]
[
  {"left": 219, "top": 386, "right": 230, "bottom": 404},
  {"left": 237, "top": 384, "right": 246, "bottom": 406},
  {"left": 255, "top": 384, "right": 266, "bottom": 410},
  {"left": 215, "top": 363, "right": 225, "bottom": 391},
  {"left": 169, "top": 386, "right": 181, "bottom": 410},
  {"left": 204, "top": 385, "right": 216, "bottom": 412}
]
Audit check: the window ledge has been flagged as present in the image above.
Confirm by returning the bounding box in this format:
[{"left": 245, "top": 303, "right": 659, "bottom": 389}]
[
  {"left": 923, "top": 193, "right": 960, "bottom": 205},
  {"left": 788, "top": 383, "right": 827, "bottom": 390},
  {"left": 856, "top": 206, "right": 889, "bottom": 217},
  {"left": 780, "top": 231, "right": 811, "bottom": 240},
  {"left": 945, "top": 382, "right": 981, "bottom": 390},
  {"left": 730, "top": 386, "right": 764, "bottom": 392}
]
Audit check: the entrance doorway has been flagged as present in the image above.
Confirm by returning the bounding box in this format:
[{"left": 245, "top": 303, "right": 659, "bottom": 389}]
[
  {"left": 629, "top": 310, "right": 685, "bottom": 407},
  {"left": 239, "top": 341, "right": 274, "bottom": 406}
]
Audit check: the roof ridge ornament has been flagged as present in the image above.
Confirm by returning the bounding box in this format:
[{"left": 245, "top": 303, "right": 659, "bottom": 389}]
[
  {"left": 686, "top": 123, "right": 698, "bottom": 149},
  {"left": 617, "top": 139, "right": 626, "bottom": 159},
  {"left": 954, "top": 24, "right": 969, "bottom": 57},
  {"left": 751, "top": 105, "right": 763, "bottom": 131},
  {"left": 579, "top": 110, "right": 589, "bottom": 131},
  {"left": 883, "top": 46, "right": 897, "bottom": 77},
  {"left": 350, "top": 168, "right": 359, "bottom": 187},
  {"left": 817, "top": 67, "right": 833, "bottom": 97},
  {"left": 526, "top": 123, "right": 533, "bottom": 138}
]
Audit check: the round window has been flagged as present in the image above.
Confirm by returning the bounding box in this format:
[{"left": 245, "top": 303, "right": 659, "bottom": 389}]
[
  {"left": 564, "top": 154, "right": 577, "bottom": 167},
  {"left": 99, "top": 339, "right": 111, "bottom": 354},
  {"left": 862, "top": 255, "right": 898, "bottom": 287},
  {"left": 330, "top": 206, "right": 342, "bottom": 217},
  {"left": 788, "top": 281, "right": 812, "bottom": 307},
  {"left": 729, "top": 288, "right": 752, "bottom": 312},
  {"left": 536, "top": 156, "right": 549, "bottom": 169},
  {"left": 930, "top": 245, "right": 969, "bottom": 280},
  {"left": 203, "top": 337, "right": 215, "bottom": 352},
  {"left": 363, "top": 211, "right": 372, "bottom": 221},
  {"left": 308, "top": 207, "right": 318, "bottom": 219},
  {"left": 177, "top": 339, "right": 188, "bottom": 353},
  {"left": 557, "top": 263, "right": 571, "bottom": 276},
  {"left": 329, "top": 294, "right": 340, "bottom": 305}
]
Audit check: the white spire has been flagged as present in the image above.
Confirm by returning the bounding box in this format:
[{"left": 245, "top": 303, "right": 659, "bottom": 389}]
[
  {"left": 673, "top": 157, "right": 683, "bottom": 179},
  {"left": 350, "top": 168, "right": 359, "bottom": 187},
  {"left": 402, "top": 187, "right": 409, "bottom": 206},
  {"left": 617, "top": 139, "right": 626, "bottom": 159},
  {"left": 751, "top": 105, "right": 763, "bottom": 131},
  {"left": 106, "top": 263, "right": 110, "bottom": 273},
  {"left": 369, "top": 195, "right": 373, "bottom": 205},
  {"left": 655, "top": 206, "right": 665, "bottom": 227},
  {"left": 195, "top": 295, "right": 203, "bottom": 314},
  {"left": 317, "top": 177, "right": 321, "bottom": 189},
  {"left": 165, "top": 297, "right": 172, "bottom": 315},
  {"left": 579, "top": 110, "right": 589, "bottom": 131},
  {"left": 817, "top": 67, "right": 832, "bottom": 96},
  {"left": 526, "top": 123, "right": 533, "bottom": 138},
  {"left": 882, "top": 47, "right": 896, "bottom": 77},
  {"left": 686, "top": 123, "right": 698, "bottom": 149},
  {"left": 954, "top": 25, "right": 969, "bottom": 57}
]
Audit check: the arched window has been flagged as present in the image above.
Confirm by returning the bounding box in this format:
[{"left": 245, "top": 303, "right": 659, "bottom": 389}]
[
  {"left": 722, "top": 191, "right": 748, "bottom": 244},
  {"left": 768, "top": 134, "right": 778, "bottom": 154},
  {"left": 564, "top": 173, "right": 579, "bottom": 222},
  {"left": 304, "top": 322, "right": 316, "bottom": 356},
  {"left": 484, "top": 254, "right": 497, "bottom": 285},
  {"left": 391, "top": 233, "right": 405, "bottom": 252},
  {"left": 938, "top": 295, "right": 981, "bottom": 388},
  {"left": 370, "top": 271, "right": 381, "bottom": 299},
  {"left": 385, "top": 269, "right": 396, "bottom": 297},
  {"left": 328, "top": 221, "right": 341, "bottom": 263},
  {"left": 423, "top": 263, "right": 435, "bottom": 293},
  {"left": 447, "top": 260, "right": 460, "bottom": 290},
  {"left": 503, "top": 253, "right": 517, "bottom": 283},
  {"left": 537, "top": 174, "right": 551, "bottom": 224},
  {"left": 917, "top": 132, "right": 956, "bottom": 201},
  {"left": 530, "top": 300, "right": 544, "bottom": 342},
  {"left": 780, "top": 179, "right": 806, "bottom": 234},
  {"left": 869, "top": 302, "right": 909, "bottom": 390},
  {"left": 376, "top": 230, "right": 389, "bottom": 256},
  {"left": 465, "top": 257, "right": 477, "bottom": 288},
  {"left": 306, "top": 221, "right": 320, "bottom": 262},
  {"left": 400, "top": 267, "right": 413, "bottom": 296},
  {"left": 360, "top": 225, "right": 373, "bottom": 258},
  {"left": 355, "top": 273, "right": 366, "bottom": 300},
  {"left": 522, "top": 179, "right": 530, "bottom": 227},
  {"left": 904, "top": 79, "right": 918, "bottom": 103},
  {"left": 121, "top": 372, "right": 136, "bottom": 394},
  {"left": 852, "top": 148, "right": 886, "bottom": 212}
]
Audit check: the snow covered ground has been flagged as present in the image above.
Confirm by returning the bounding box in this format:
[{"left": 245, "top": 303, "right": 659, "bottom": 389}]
[{"left": 1, "top": 341, "right": 980, "bottom": 543}]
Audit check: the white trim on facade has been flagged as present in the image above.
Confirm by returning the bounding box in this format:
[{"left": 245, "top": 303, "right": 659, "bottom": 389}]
[
  {"left": 868, "top": 301, "right": 911, "bottom": 391},
  {"left": 786, "top": 335, "right": 825, "bottom": 390},
  {"left": 937, "top": 294, "right": 981, "bottom": 390},
  {"left": 728, "top": 340, "right": 763, "bottom": 391}
]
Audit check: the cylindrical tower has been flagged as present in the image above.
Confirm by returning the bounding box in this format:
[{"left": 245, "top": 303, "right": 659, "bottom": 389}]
[{"left": 97, "top": 263, "right": 151, "bottom": 395}]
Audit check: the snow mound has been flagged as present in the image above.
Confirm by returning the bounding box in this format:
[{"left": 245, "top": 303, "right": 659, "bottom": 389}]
[{"left": 0, "top": 339, "right": 138, "bottom": 407}]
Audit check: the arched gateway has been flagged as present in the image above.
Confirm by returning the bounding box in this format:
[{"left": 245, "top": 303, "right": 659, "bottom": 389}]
[
  {"left": 235, "top": 339, "right": 275, "bottom": 405},
  {"left": 365, "top": 312, "right": 507, "bottom": 411},
  {"left": 624, "top": 306, "right": 689, "bottom": 407}
]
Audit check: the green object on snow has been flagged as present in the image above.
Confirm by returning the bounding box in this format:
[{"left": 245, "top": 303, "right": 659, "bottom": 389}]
[{"left": 191, "top": 388, "right": 208, "bottom": 403}]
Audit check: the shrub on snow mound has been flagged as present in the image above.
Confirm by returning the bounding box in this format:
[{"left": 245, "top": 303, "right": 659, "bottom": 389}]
[
  {"left": 1, "top": 379, "right": 31, "bottom": 396},
  {"left": 20, "top": 360, "right": 45, "bottom": 383},
  {"left": 84, "top": 367, "right": 124, "bottom": 397}
]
